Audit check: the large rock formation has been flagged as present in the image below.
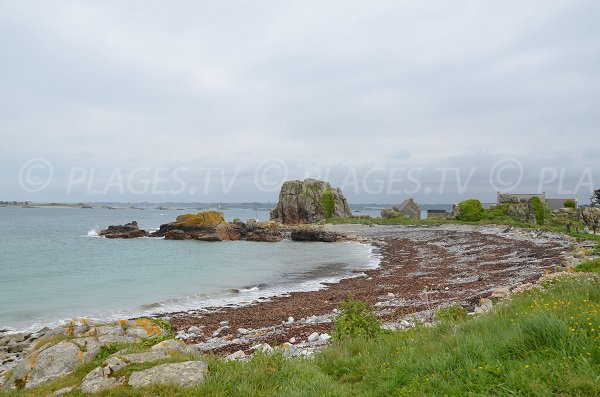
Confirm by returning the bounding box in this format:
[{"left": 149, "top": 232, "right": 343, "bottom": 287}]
[
  {"left": 152, "top": 211, "right": 228, "bottom": 241},
  {"left": 270, "top": 179, "right": 352, "bottom": 224},
  {"left": 150, "top": 211, "right": 282, "bottom": 242},
  {"left": 99, "top": 221, "right": 148, "bottom": 238}
]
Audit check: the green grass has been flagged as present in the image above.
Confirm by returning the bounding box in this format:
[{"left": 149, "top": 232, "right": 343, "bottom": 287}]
[
  {"left": 575, "top": 258, "right": 600, "bottom": 274},
  {"left": 5, "top": 274, "right": 600, "bottom": 396}
]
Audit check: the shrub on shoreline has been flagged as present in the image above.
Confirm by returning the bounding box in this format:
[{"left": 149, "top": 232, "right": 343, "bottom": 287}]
[
  {"left": 333, "top": 297, "right": 381, "bottom": 340},
  {"left": 457, "top": 199, "right": 485, "bottom": 222}
]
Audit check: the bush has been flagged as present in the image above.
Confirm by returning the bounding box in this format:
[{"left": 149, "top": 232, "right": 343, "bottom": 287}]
[
  {"left": 457, "top": 199, "right": 484, "bottom": 222},
  {"left": 564, "top": 199, "right": 576, "bottom": 209},
  {"left": 530, "top": 197, "right": 546, "bottom": 225},
  {"left": 333, "top": 297, "right": 381, "bottom": 339},
  {"left": 321, "top": 189, "right": 335, "bottom": 219},
  {"left": 435, "top": 304, "right": 467, "bottom": 321},
  {"left": 485, "top": 204, "right": 508, "bottom": 219}
]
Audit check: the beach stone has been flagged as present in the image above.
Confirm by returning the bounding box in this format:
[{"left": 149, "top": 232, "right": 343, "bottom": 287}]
[
  {"left": 151, "top": 339, "right": 190, "bottom": 354},
  {"left": 491, "top": 287, "right": 510, "bottom": 299},
  {"left": 252, "top": 343, "right": 274, "bottom": 354},
  {"left": 279, "top": 343, "right": 295, "bottom": 357},
  {"left": 219, "top": 321, "right": 229, "bottom": 327},
  {"left": 319, "top": 333, "right": 331, "bottom": 343},
  {"left": 400, "top": 320, "right": 411, "bottom": 328},
  {"left": 225, "top": 350, "right": 246, "bottom": 361},
  {"left": 128, "top": 361, "right": 208, "bottom": 388},
  {"left": 307, "top": 332, "right": 320, "bottom": 343},
  {"left": 187, "top": 326, "right": 201, "bottom": 335},
  {"left": 190, "top": 339, "right": 229, "bottom": 351},
  {"left": 237, "top": 328, "right": 250, "bottom": 335},
  {"left": 289, "top": 337, "right": 296, "bottom": 344},
  {"left": 176, "top": 330, "right": 193, "bottom": 340},
  {"left": 49, "top": 386, "right": 76, "bottom": 396},
  {"left": 287, "top": 317, "right": 294, "bottom": 324},
  {"left": 212, "top": 326, "right": 229, "bottom": 337},
  {"left": 81, "top": 366, "right": 125, "bottom": 394},
  {"left": 0, "top": 333, "right": 27, "bottom": 347},
  {"left": 6, "top": 343, "right": 27, "bottom": 354}
]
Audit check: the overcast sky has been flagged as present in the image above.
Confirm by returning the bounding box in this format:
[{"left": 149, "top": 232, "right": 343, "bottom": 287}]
[{"left": 1, "top": 1, "right": 598, "bottom": 203}]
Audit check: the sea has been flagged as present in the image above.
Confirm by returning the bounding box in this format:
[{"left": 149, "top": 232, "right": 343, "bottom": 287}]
[{"left": 0, "top": 206, "right": 381, "bottom": 332}]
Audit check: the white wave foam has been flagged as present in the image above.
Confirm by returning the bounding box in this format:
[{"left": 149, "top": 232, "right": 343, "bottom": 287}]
[{"left": 83, "top": 229, "right": 100, "bottom": 238}]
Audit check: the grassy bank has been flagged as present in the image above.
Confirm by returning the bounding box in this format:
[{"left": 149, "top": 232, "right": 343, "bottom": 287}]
[{"left": 4, "top": 273, "right": 600, "bottom": 396}]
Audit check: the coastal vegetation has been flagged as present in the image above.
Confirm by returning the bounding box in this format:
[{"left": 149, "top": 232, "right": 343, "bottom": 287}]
[
  {"left": 327, "top": 199, "right": 599, "bottom": 237},
  {"left": 5, "top": 274, "right": 600, "bottom": 396},
  {"left": 456, "top": 199, "right": 485, "bottom": 222},
  {"left": 564, "top": 199, "right": 577, "bottom": 209},
  {"left": 321, "top": 188, "right": 335, "bottom": 219},
  {"left": 333, "top": 297, "right": 381, "bottom": 340}
]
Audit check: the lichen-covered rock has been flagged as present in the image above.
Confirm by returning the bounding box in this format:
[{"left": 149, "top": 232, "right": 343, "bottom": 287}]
[
  {"left": 270, "top": 179, "right": 352, "bottom": 224},
  {"left": 1, "top": 318, "right": 169, "bottom": 390},
  {"left": 128, "top": 361, "right": 208, "bottom": 388},
  {"left": 151, "top": 339, "right": 191, "bottom": 354},
  {"left": 152, "top": 211, "right": 230, "bottom": 241},
  {"left": 100, "top": 221, "right": 148, "bottom": 238},
  {"left": 81, "top": 366, "right": 125, "bottom": 394},
  {"left": 174, "top": 211, "right": 225, "bottom": 228},
  {"left": 7, "top": 341, "right": 84, "bottom": 389}
]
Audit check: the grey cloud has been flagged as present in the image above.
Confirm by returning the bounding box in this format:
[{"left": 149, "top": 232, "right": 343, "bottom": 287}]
[{"left": 0, "top": 1, "right": 598, "bottom": 202}]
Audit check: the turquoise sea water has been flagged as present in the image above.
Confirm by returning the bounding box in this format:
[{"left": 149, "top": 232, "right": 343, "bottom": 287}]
[{"left": 0, "top": 207, "right": 378, "bottom": 332}]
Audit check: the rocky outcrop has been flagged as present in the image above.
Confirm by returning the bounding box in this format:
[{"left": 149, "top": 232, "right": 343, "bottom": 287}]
[
  {"left": 1, "top": 318, "right": 169, "bottom": 390},
  {"left": 244, "top": 220, "right": 283, "bottom": 242},
  {"left": 150, "top": 212, "right": 282, "bottom": 242},
  {"left": 99, "top": 221, "right": 148, "bottom": 238},
  {"left": 128, "top": 361, "right": 207, "bottom": 388},
  {"left": 80, "top": 340, "right": 204, "bottom": 394},
  {"left": 290, "top": 226, "right": 339, "bottom": 242},
  {"left": 270, "top": 179, "right": 352, "bottom": 224},
  {"left": 578, "top": 207, "right": 600, "bottom": 225},
  {"left": 151, "top": 211, "right": 229, "bottom": 241},
  {"left": 505, "top": 201, "right": 538, "bottom": 224}
]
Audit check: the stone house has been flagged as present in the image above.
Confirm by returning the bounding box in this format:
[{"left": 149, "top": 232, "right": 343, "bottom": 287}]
[
  {"left": 396, "top": 198, "right": 421, "bottom": 219},
  {"left": 497, "top": 191, "right": 577, "bottom": 209}
]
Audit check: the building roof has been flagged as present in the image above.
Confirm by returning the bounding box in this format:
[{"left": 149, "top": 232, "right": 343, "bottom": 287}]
[{"left": 396, "top": 198, "right": 420, "bottom": 214}]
